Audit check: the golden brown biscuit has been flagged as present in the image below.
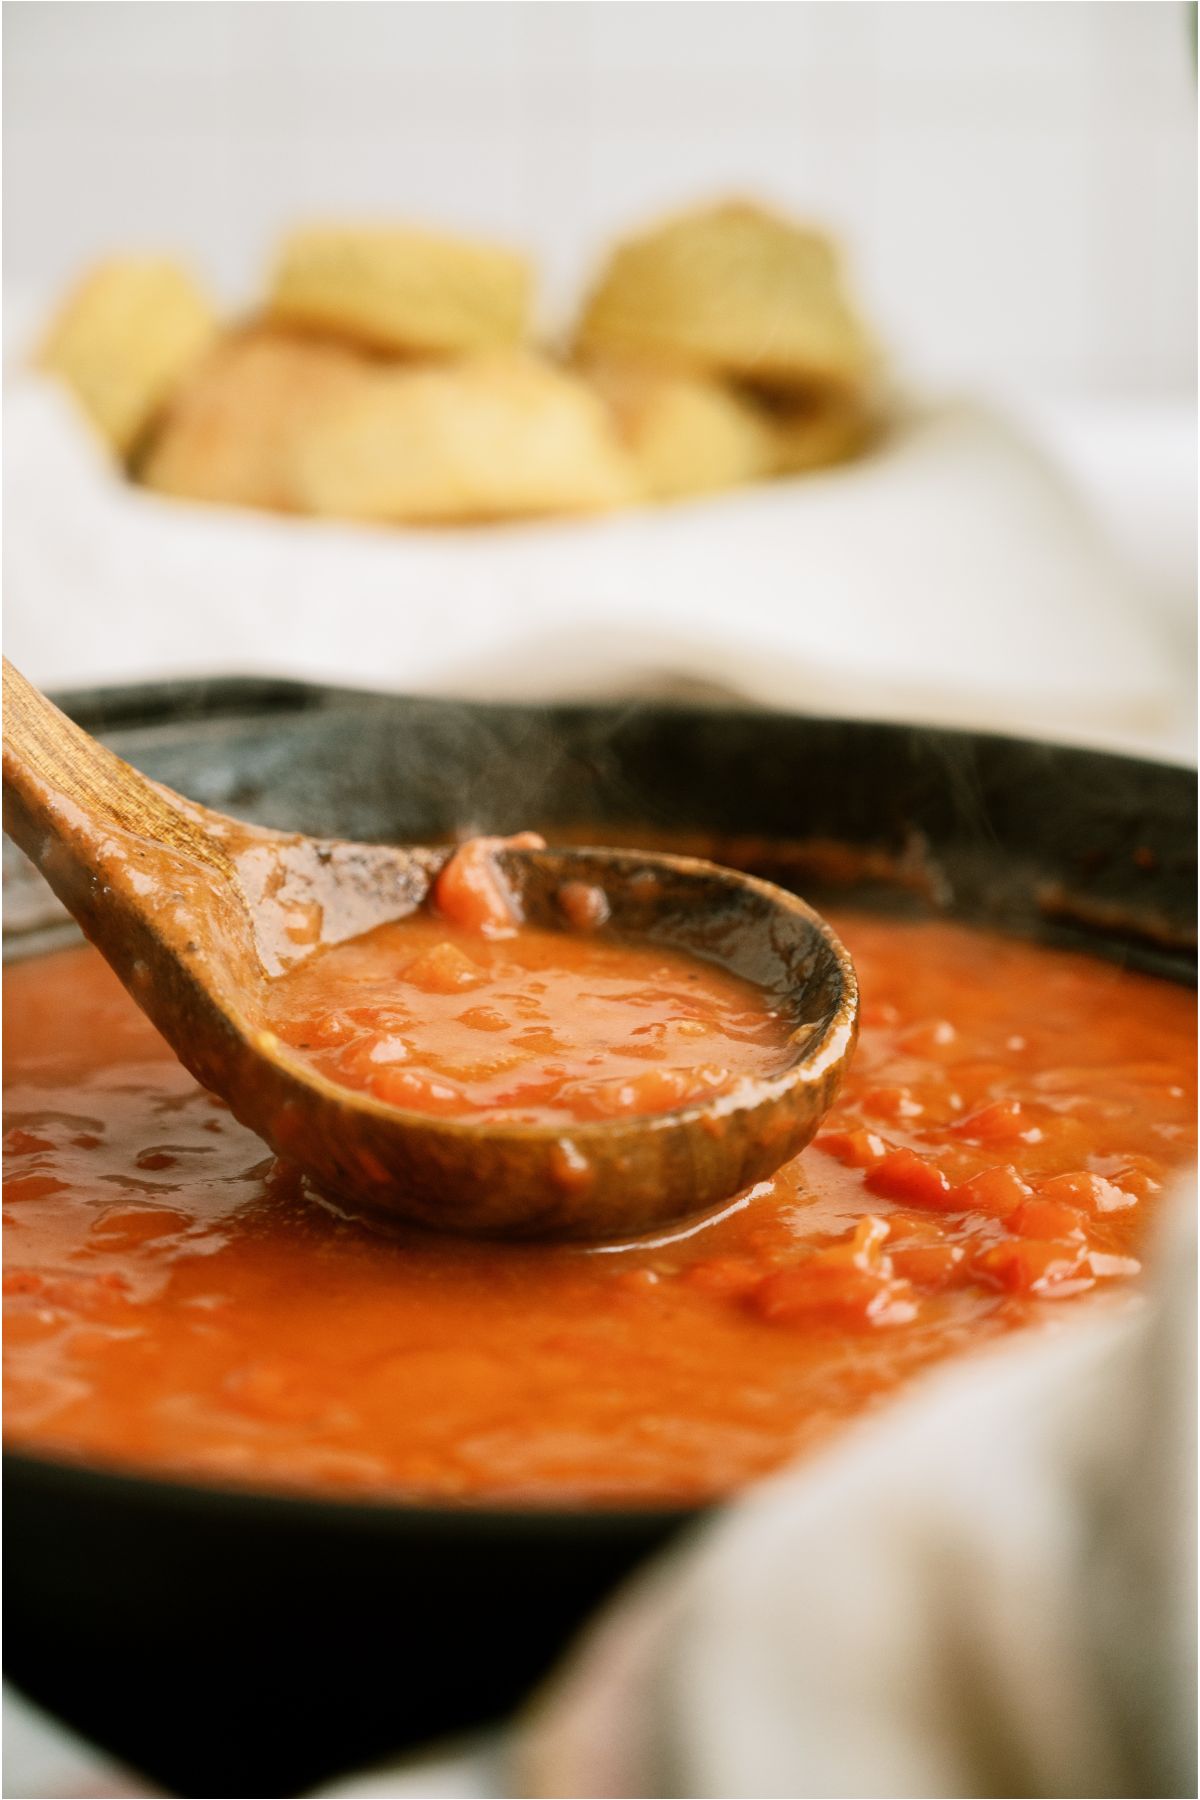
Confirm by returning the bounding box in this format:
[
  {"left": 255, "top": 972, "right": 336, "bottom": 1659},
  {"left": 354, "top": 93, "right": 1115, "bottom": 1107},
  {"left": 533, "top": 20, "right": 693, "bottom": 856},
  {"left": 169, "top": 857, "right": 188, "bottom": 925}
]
[
  {"left": 291, "top": 351, "right": 637, "bottom": 524},
  {"left": 576, "top": 201, "right": 874, "bottom": 391},
  {"left": 38, "top": 258, "right": 218, "bottom": 456},
  {"left": 139, "top": 328, "right": 371, "bottom": 513},
  {"left": 584, "top": 359, "right": 776, "bottom": 501},
  {"left": 268, "top": 224, "right": 533, "bottom": 356}
]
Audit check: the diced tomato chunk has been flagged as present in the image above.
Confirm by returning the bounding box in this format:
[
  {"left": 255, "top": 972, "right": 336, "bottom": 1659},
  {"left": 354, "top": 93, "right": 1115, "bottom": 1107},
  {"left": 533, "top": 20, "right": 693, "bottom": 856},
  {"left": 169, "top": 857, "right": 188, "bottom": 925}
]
[
  {"left": 365, "top": 1066, "right": 468, "bottom": 1115},
  {"left": 303, "top": 1010, "right": 357, "bottom": 1048},
  {"left": 401, "top": 942, "right": 489, "bottom": 995},
  {"left": 974, "top": 1237, "right": 1092, "bottom": 1298},
  {"left": 1008, "top": 1198, "right": 1087, "bottom": 1241},
  {"left": 812, "top": 1127, "right": 890, "bottom": 1169},
  {"left": 889, "top": 1242, "right": 966, "bottom": 1288},
  {"left": 558, "top": 881, "right": 611, "bottom": 932},
  {"left": 1037, "top": 1171, "right": 1137, "bottom": 1215},
  {"left": 952, "top": 1099, "right": 1044, "bottom": 1147},
  {"left": 948, "top": 1165, "right": 1033, "bottom": 1219},
  {"left": 336, "top": 1035, "right": 414, "bottom": 1091},
  {"left": 860, "top": 1086, "right": 924, "bottom": 1121},
  {"left": 751, "top": 1217, "right": 918, "bottom": 1329},
  {"left": 885, "top": 1209, "right": 950, "bottom": 1242},
  {"left": 864, "top": 1149, "right": 953, "bottom": 1208},
  {"left": 1098, "top": 1162, "right": 1161, "bottom": 1202},
  {"left": 433, "top": 833, "right": 544, "bottom": 937},
  {"left": 457, "top": 1005, "right": 511, "bottom": 1034},
  {"left": 563, "top": 1064, "right": 731, "bottom": 1121}
]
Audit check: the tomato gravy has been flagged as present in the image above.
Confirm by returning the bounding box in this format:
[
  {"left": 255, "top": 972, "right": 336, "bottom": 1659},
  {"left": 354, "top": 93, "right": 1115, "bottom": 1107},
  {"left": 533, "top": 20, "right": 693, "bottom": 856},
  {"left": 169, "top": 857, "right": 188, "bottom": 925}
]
[
  {"left": 258, "top": 833, "right": 797, "bottom": 1125},
  {"left": 264, "top": 913, "right": 792, "bottom": 1125},
  {"left": 4, "top": 914, "right": 1194, "bottom": 1506}
]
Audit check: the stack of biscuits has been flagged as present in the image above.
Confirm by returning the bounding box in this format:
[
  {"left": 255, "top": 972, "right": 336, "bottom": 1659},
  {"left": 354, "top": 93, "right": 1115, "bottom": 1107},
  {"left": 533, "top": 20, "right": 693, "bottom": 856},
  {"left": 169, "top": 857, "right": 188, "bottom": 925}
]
[{"left": 38, "top": 201, "right": 880, "bottom": 527}]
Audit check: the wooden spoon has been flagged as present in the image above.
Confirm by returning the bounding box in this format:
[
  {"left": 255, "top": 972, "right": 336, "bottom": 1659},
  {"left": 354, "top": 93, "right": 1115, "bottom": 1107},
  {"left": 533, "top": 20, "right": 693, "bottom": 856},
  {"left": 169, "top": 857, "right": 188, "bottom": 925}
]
[{"left": 2, "top": 659, "right": 857, "bottom": 1240}]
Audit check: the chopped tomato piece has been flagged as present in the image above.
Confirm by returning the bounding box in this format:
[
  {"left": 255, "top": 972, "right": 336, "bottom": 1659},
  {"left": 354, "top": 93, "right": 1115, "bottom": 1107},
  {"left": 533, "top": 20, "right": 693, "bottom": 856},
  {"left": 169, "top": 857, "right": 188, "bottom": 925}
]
[
  {"left": 1008, "top": 1198, "right": 1088, "bottom": 1241},
  {"left": 457, "top": 1005, "right": 511, "bottom": 1034},
  {"left": 400, "top": 941, "right": 489, "bottom": 995},
  {"left": 1037, "top": 1170, "right": 1138, "bottom": 1215},
  {"left": 864, "top": 1148, "right": 953, "bottom": 1208},
  {"left": 433, "top": 833, "right": 545, "bottom": 937},
  {"left": 948, "top": 1165, "right": 1033, "bottom": 1219},
  {"left": 364, "top": 1066, "right": 468, "bottom": 1115},
  {"left": 1094, "top": 1160, "right": 1161, "bottom": 1202},
  {"left": 952, "top": 1098, "right": 1044, "bottom": 1147},
  {"left": 889, "top": 1242, "right": 966, "bottom": 1288},
  {"left": 511, "top": 1026, "right": 565, "bottom": 1056},
  {"left": 860, "top": 1085, "right": 923, "bottom": 1121},
  {"left": 563, "top": 1064, "right": 732, "bottom": 1120},
  {"left": 752, "top": 1218, "right": 917, "bottom": 1329},
  {"left": 302, "top": 1010, "right": 357, "bottom": 1048},
  {"left": 435, "top": 1048, "right": 527, "bottom": 1084},
  {"left": 974, "top": 1237, "right": 1092, "bottom": 1298},
  {"left": 812, "top": 1127, "right": 890, "bottom": 1169},
  {"left": 336, "top": 1035, "right": 414, "bottom": 1092},
  {"left": 885, "top": 1209, "right": 949, "bottom": 1242},
  {"left": 558, "top": 881, "right": 611, "bottom": 932}
]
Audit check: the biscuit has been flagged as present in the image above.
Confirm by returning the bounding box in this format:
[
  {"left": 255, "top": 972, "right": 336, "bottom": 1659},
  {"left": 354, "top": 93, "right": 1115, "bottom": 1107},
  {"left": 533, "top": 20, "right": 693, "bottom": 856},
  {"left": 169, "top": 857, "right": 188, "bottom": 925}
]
[
  {"left": 139, "top": 328, "right": 370, "bottom": 512},
  {"left": 268, "top": 224, "right": 533, "bottom": 356},
  {"left": 576, "top": 201, "right": 874, "bottom": 391},
  {"left": 584, "top": 359, "right": 776, "bottom": 501},
  {"left": 291, "top": 351, "right": 637, "bottom": 524},
  {"left": 38, "top": 258, "right": 217, "bottom": 456}
]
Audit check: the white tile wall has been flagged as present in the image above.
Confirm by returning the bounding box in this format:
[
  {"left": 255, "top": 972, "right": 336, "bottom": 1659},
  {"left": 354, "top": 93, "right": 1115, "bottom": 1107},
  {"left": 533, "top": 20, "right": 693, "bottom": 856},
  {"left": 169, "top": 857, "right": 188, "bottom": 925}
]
[{"left": 4, "top": 1, "right": 1196, "bottom": 396}]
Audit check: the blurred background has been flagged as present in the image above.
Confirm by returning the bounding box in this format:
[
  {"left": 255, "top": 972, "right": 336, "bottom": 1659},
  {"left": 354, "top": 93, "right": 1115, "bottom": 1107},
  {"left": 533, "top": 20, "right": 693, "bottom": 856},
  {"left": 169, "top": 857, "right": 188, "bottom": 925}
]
[
  {"left": 6, "top": 2, "right": 1196, "bottom": 396},
  {"left": 4, "top": 1, "right": 1196, "bottom": 748}
]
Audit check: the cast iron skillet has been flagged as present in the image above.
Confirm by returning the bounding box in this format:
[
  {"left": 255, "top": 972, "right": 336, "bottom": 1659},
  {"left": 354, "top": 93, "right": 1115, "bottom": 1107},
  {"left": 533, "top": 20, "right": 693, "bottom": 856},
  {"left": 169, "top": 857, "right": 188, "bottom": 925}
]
[{"left": 4, "top": 681, "right": 1195, "bottom": 1799}]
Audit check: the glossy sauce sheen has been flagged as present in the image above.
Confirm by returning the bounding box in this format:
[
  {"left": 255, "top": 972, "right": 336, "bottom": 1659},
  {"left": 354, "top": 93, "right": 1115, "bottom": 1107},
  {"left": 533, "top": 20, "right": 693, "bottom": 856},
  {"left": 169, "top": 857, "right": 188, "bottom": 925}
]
[
  {"left": 263, "top": 914, "right": 793, "bottom": 1124},
  {"left": 4, "top": 917, "right": 1194, "bottom": 1505}
]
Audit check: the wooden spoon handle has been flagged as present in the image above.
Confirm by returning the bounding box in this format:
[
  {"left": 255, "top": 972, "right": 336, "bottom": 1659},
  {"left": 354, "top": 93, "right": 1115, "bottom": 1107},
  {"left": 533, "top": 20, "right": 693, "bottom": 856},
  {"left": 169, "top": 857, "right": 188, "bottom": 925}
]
[{"left": 2, "top": 657, "right": 230, "bottom": 877}]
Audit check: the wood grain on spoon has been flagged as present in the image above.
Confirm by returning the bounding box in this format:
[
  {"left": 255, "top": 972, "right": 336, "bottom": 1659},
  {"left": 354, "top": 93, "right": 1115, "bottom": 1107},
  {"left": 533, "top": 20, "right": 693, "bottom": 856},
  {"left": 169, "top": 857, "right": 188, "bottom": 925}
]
[{"left": 1, "top": 659, "right": 858, "bottom": 1239}]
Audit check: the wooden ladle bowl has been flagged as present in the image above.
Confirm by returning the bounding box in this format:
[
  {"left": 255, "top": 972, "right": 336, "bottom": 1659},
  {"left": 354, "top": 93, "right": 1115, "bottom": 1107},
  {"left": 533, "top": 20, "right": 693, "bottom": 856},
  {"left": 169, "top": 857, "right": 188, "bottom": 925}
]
[{"left": 2, "top": 659, "right": 858, "bottom": 1240}]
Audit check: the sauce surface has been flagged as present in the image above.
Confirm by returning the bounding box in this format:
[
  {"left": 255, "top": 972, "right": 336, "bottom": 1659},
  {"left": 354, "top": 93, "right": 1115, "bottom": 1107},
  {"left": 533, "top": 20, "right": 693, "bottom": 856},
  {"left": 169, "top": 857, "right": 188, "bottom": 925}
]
[
  {"left": 264, "top": 913, "right": 792, "bottom": 1125},
  {"left": 4, "top": 915, "right": 1194, "bottom": 1506}
]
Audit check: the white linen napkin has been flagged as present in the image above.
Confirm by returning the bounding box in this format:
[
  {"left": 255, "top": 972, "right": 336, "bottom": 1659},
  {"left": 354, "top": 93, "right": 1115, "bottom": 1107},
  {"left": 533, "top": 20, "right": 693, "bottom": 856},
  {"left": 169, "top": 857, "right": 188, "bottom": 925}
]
[
  {"left": 4, "top": 372, "right": 1188, "bottom": 757},
  {"left": 1, "top": 1688, "right": 165, "bottom": 1800},
  {"left": 513, "top": 1194, "right": 1196, "bottom": 1800}
]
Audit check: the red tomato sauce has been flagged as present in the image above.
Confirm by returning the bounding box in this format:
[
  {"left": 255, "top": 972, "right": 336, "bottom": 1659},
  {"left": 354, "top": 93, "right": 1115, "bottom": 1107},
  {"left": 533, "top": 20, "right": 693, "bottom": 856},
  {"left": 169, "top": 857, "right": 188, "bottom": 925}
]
[
  {"left": 263, "top": 913, "right": 792, "bottom": 1124},
  {"left": 4, "top": 915, "right": 1194, "bottom": 1506}
]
